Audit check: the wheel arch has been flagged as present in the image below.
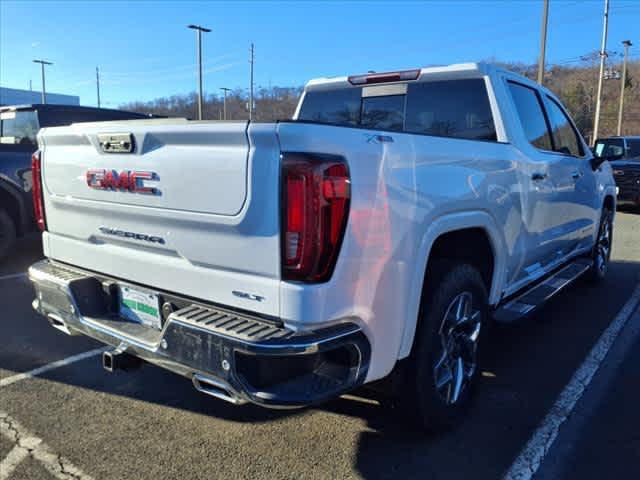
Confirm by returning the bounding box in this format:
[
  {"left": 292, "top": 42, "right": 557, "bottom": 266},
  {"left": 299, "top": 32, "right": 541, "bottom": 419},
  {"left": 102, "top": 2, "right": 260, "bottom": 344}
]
[{"left": 397, "top": 211, "right": 507, "bottom": 359}]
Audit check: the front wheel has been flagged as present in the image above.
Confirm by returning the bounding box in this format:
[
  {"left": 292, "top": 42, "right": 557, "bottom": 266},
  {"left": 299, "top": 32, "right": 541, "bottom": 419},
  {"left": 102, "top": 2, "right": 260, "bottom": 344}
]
[
  {"left": 405, "top": 262, "right": 489, "bottom": 431},
  {"left": 587, "top": 208, "right": 613, "bottom": 282}
]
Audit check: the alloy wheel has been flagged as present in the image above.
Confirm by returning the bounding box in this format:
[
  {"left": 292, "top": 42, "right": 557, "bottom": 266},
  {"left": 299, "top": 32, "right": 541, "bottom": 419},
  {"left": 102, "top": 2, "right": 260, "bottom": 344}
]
[
  {"left": 432, "top": 291, "right": 482, "bottom": 405},
  {"left": 595, "top": 214, "right": 612, "bottom": 276}
]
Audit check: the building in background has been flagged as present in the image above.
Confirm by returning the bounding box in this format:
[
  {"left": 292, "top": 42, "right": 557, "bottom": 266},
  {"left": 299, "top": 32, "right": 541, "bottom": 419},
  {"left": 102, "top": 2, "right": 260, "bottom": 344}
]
[{"left": 0, "top": 87, "right": 79, "bottom": 106}]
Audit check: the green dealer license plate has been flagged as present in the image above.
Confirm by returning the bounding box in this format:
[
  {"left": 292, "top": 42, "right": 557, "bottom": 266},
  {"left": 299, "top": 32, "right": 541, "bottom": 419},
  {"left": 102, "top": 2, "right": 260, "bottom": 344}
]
[{"left": 119, "top": 285, "right": 162, "bottom": 330}]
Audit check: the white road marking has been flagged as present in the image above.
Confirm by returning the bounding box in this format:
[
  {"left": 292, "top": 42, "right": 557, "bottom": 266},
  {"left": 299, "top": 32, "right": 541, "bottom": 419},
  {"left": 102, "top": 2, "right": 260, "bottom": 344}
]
[
  {"left": 0, "top": 411, "right": 93, "bottom": 480},
  {"left": 0, "top": 273, "right": 26, "bottom": 282},
  {"left": 504, "top": 283, "right": 640, "bottom": 480},
  {"left": 0, "top": 348, "right": 106, "bottom": 388},
  {"left": 0, "top": 444, "right": 32, "bottom": 480}
]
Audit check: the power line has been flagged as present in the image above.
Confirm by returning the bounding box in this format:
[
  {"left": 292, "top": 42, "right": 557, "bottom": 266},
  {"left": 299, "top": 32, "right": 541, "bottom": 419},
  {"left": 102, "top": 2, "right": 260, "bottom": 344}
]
[{"left": 100, "top": 52, "right": 241, "bottom": 77}]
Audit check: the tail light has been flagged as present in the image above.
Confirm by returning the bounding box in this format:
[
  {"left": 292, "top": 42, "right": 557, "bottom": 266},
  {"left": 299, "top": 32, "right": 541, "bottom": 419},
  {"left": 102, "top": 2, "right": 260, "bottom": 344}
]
[
  {"left": 281, "top": 153, "right": 350, "bottom": 283},
  {"left": 31, "top": 150, "right": 46, "bottom": 231}
]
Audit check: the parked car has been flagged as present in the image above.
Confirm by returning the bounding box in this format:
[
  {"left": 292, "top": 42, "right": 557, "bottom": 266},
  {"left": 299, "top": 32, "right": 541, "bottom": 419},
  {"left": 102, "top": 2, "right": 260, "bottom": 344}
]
[
  {"left": 28, "top": 63, "right": 616, "bottom": 430},
  {"left": 0, "top": 104, "right": 157, "bottom": 259},
  {"left": 593, "top": 136, "right": 640, "bottom": 208}
]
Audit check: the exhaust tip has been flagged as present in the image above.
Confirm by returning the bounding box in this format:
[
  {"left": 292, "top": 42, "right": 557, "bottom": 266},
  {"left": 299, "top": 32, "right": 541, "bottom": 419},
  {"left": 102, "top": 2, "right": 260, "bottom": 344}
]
[
  {"left": 102, "top": 351, "right": 115, "bottom": 372},
  {"left": 192, "top": 374, "right": 246, "bottom": 405}
]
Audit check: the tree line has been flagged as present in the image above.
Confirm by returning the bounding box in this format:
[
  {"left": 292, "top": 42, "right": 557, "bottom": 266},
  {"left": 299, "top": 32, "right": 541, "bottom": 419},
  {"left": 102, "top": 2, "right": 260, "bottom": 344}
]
[
  {"left": 121, "top": 86, "right": 303, "bottom": 123},
  {"left": 121, "top": 55, "right": 639, "bottom": 141}
]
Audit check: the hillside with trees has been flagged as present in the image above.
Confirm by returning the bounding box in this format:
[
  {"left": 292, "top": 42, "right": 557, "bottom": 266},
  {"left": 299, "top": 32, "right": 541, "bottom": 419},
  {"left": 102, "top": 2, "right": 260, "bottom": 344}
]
[{"left": 121, "top": 56, "right": 639, "bottom": 141}]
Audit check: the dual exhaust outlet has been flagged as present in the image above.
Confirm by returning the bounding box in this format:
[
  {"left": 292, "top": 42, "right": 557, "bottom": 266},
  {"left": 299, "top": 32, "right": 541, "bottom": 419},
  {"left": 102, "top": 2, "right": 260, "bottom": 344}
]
[{"left": 101, "top": 346, "right": 244, "bottom": 405}]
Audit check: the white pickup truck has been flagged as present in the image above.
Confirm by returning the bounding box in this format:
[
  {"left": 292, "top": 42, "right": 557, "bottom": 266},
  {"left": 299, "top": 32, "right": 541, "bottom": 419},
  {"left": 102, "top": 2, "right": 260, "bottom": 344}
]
[{"left": 29, "top": 63, "right": 616, "bottom": 430}]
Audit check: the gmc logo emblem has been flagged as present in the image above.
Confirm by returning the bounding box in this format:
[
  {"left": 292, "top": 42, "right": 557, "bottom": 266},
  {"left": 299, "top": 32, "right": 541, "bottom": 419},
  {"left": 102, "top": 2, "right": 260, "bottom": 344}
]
[{"left": 86, "top": 169, "right": 158, "bottom": 194}]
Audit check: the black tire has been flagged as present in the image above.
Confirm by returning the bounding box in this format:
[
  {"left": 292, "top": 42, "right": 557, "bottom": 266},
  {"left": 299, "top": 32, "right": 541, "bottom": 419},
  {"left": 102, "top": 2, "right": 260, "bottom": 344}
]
[
  {"left": 404, "top": 261, "right": 489, "bottom": 432},
  {"left": 587, "top": 207, "right": 613, "bottom": 283},
  {"left": 0, "top": 209, "right": 17, "bottom": 262}
]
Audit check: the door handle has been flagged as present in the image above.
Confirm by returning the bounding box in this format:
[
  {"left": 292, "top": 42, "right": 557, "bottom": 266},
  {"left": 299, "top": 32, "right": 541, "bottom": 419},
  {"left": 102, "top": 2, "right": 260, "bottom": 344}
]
[
  {"left": 571, "top": 170, "right": 583, "bottom": 180},
  {"left": 532, "top": 172, "right": 548, "bottom": 181}
]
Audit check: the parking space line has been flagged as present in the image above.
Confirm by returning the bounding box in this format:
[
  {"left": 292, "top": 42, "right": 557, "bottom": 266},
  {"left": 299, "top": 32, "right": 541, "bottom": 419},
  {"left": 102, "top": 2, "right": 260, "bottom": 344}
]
[
  {"left": 0, "top": 444, "right": 32, "bottom": 480},
  {"left": 0, "top": 273, "right": 26, "bottom": 282},
  {"left": 503, "top": 283, "right": 640, "bottom": 480},
  {"left": 0, "top": 348, "right": 107, "bottom": 388},
  {"left": 0, "top": 411, "right": 93, "bottom": 480}
]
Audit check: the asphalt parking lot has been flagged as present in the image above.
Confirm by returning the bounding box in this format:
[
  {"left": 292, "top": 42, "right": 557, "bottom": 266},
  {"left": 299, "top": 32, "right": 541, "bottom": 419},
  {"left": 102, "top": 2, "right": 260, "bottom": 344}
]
[{"left": 1, "top": 211, "right": 639, "bottom": 480}]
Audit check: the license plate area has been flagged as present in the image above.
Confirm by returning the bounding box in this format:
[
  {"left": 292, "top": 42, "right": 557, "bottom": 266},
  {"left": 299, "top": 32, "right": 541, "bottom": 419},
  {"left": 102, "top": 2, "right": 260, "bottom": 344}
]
[{"left": 118, "top": 284, "right": 162, "bottom": 330}]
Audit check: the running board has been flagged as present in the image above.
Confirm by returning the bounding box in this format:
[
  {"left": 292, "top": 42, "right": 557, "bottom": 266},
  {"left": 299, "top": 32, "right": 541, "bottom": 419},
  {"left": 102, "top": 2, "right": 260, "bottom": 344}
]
[{"left": 493, "top": 259, "right": 592, "bottom": 323}]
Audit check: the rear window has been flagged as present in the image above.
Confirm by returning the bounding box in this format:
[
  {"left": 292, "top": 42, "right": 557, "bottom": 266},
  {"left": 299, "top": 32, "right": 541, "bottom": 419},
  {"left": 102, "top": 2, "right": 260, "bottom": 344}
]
[
  {"left": 360, "top": 95, "right": 405, "bottom": 131},
  {"left": 405, "top": 79, "right": 496, "bottom": 141},
  {"left": 298, "top": 78, "right": 497, "bottom": 142},
  {"left": 0, "top": 110, "right": 39, "bottom": 150},
  {"left": 297, "top": 88, "right": 361, "bottom": 127}
]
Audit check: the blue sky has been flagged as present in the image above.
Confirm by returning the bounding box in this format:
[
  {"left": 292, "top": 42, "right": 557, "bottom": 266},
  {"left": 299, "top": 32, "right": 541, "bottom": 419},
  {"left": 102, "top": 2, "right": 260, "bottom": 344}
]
[{"left": 1, "top": 0, "right": 638, "bottom": 107}]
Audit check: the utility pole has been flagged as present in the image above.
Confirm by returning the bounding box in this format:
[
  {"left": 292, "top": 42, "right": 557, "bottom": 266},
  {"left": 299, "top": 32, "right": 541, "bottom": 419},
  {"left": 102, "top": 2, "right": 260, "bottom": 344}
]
[
  {"left": 33, "top": 59, "right": 53, "bottom": 104},
  {"left": 617, "top": 40, "right": 632, "bottom": 136},
  {"left": 29, "top": 80, "right": 32, "bottom": 91},
  {"left": 96, "top": 66, "right": 101, "bottom": 108},
  {"left": 249, "top": 43, "right": 254, "bottom": 121},
  {"left": 188, "top": 24, "right": 211, "bottom": 120},
  {"left": 537, "top": 0, "right": 549, "bottom": 85},
  {"left": 592, "top": 0, "right": 610, "bottom": 145},
  {"left": 220, "top": 87, "right": 231, "bottom": 120}
]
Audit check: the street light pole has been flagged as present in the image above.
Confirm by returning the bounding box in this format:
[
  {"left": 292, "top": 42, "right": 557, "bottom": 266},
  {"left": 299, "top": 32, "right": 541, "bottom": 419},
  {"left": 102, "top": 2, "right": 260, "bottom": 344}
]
[
  {"left": 249, "top": 43, "right": 255, "bottom": 121},
  {"left": 188, "top": 24, "right": 211, "bottom": 120},
  {"left": 592, "top": 0, "right": 610, "bottom": 145},
  {"left": 33, "top": 59, "right": 53, "bottom": 104},
  {"left": 96, "top": 66, "right": 101, "bottom": 108},
  {"left": 220, "top": 87, "right": 231, "bottom": 120},
  {"left": 537, "top": 0, "right": 549, "bottom": 85},
  {"left": 617, "top": 40, "right": 632, "bottom": 136}
]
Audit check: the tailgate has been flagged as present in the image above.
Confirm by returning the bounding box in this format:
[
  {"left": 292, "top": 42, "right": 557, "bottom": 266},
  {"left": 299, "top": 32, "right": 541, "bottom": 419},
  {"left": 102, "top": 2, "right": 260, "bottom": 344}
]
[{"left": 38, "top": 121, "right": 282, "bottom": 316}]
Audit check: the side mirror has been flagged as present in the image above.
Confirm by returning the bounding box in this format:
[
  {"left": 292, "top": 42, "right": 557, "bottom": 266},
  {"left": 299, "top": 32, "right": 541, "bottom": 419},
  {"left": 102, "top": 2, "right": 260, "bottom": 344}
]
[
  {"left": 590, "top": 156, "right": 607, "bottom": 170},
  {"left": 590, "top": 153, "right": 622, "bottom": 170}
]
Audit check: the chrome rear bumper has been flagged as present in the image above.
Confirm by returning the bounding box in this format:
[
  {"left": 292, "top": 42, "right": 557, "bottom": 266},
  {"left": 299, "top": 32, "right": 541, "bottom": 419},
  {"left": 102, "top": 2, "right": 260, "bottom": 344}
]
[{"left": 28, "top": 259, "right": 370, "bottom": 408}]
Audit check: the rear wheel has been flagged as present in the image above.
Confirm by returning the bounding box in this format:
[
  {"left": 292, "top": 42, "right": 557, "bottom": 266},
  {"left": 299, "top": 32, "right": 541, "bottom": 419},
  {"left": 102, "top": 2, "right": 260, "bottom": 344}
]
[
  {"left": 0, "top": 209, "right": 17, "bottom": 261},
  {"left": 405, "top": 262, "right": 489, "bottom": 431},
  {"left": 587, "top": 207, "right": 613, "bottom": 282}
]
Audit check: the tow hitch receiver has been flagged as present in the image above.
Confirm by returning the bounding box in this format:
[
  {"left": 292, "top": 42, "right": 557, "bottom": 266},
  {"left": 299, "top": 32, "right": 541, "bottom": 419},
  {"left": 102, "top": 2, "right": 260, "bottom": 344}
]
[{"left": 103, "top": 346, "right": 143, "bottom": 372}]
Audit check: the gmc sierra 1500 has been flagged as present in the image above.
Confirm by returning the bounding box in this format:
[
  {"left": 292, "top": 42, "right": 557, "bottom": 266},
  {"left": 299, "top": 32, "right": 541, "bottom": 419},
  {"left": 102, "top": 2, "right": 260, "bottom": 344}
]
[{"left": 28, "top": 63, "right": 616, "bottom": 430}]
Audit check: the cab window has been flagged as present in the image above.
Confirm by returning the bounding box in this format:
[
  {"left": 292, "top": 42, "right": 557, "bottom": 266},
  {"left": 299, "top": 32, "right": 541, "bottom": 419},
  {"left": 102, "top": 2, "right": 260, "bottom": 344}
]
[
  {"left": 507, "top": 81, "right": 553, "bottom": 151},
  {"left": 594, "top": 138, "right": 625, "bottom": 159},
  {"left": 544, "top": 96, "right": 584, "bottom": 157}
]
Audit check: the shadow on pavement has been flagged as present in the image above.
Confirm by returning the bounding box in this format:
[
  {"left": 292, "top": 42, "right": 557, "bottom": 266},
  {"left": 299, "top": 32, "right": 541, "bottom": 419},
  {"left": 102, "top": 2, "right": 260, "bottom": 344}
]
[
  {"left": 350, "top": 259, "right": 640, "bottom": 479},
  {"left": 0, "top": 233, "right": 43, "bottom": 277}
]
